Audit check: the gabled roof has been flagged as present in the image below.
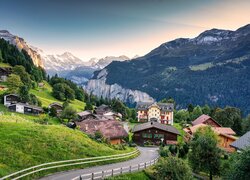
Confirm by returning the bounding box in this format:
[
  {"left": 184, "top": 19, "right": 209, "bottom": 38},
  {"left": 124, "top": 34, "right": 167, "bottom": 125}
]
[
  {"left": 213, "top": 127, "right": 236, "bottom": 135},
  {"left": 132, "top": 121, "right": 180, "bottom": 135},
  {"left": 76, "top": 119, "right": 128, "bottom": 139},
  {"left": 77, "top": 111, "right": 92, "bottom": 117},
  {"left": 230, "top": 131, "right": 250, "bottom": 150},
  {"left": 136, "top": 102, "right": 174, "bottom": 112},
  {"left": 49, "top": 102, "right": 63, "bottom": 108},
  {"left": 4, "top": 94, "right": 19, "bottom": 98},
  {"left": 192, "top": 114, "right": 221, "bottom": 126},
  {"left": 9, "top": 103, "right": 43, "bottom": 111}
]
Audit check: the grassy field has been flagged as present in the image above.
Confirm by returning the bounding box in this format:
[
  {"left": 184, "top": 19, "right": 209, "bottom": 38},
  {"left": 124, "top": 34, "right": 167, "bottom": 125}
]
[
  {"left": 30, "top": 81, "right": 85, "bottom": 112},
  {"left": 106, "top": 171, "right": 150, "bottom": 180},
  {"left": 0, "top": 120, "right": 135, "bottom": 179}
]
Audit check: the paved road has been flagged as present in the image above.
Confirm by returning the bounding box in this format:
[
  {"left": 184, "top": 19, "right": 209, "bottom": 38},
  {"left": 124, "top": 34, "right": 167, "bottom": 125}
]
[{"left": 39, "top": 147, "right": 159, "bottom": 180}]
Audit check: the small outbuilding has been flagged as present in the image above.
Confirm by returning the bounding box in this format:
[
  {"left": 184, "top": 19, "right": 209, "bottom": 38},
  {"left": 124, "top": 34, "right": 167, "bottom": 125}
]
[
  {"left": 132, "top": 121, "right": 180, "bottom": 145},
  {"left": 48, "top": 102, "right": 63, "bottom": 115},
  {"left": 4, "top": 94, "right": 20, "bottom": 106}
]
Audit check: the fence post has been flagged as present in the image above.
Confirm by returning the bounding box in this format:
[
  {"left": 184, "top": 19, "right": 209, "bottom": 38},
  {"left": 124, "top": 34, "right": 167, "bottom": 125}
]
[
  {"left": 80, "top": 175, "right": 82, "bottom": 180},
  {"left": 92, "top": 173, "right": 94, "bottom": 180},
  {"left": 111, "top": 169, "right": 113, "bottom": 176},
  {"left": 102, "top": 171, "right": 104, "bottom": 178},
  {"left": 120, "top": 167, "right": 122, "bottom": 174},
  {"left": 129, "top": 166, "right": 131, "bottom": 173},
  {"left": 138, "top": 164, "right": 140, "bottom": 170}
]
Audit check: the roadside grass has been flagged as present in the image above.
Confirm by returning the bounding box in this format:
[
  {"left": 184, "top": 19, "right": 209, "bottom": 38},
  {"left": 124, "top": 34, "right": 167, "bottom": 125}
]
[
  {"left": 0, "top": 121, "right": 136, "bottom": 179},
  {"left": 30, "top": 81, "right": 85, "bottom": 112},
  {"left": 106, "top": 171, "right": 150, "bottom": 180}
]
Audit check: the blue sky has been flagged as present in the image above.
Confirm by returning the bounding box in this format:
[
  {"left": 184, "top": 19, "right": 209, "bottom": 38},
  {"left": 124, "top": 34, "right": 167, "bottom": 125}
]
[{"left": 0, "top": 0, "right": 250, "bottom": 60}]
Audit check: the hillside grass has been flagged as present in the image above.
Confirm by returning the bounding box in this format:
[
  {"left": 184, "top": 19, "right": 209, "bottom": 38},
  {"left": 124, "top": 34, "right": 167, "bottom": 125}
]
[
  {"left": 106, "top": 171, "right": 150, "bottom": 180},
  {"left": 30, "top": 81, "right": 85, "bottom": 112},
  {"left": 0, "top": 121, "right": 135, "bottom": 179}
]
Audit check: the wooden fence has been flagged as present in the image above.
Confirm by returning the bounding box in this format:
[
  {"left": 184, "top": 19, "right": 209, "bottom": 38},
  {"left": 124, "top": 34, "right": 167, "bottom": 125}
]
[
  {"left": 0, "top": 149, "right": 140, "bottom": 180},
  {"left": 72, "top": 156, "right": 159, "bottom": 180}
]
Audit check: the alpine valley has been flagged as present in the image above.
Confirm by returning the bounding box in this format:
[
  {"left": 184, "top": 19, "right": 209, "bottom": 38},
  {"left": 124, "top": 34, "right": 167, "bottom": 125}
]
[{"left": 85, "top": 24, "right": 250, "bottom": 114}]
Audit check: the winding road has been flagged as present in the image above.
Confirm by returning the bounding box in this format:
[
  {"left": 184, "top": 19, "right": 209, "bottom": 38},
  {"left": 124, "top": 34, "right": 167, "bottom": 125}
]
[{"left": 39, "top": 147, "right": 159, "bottom": 180}]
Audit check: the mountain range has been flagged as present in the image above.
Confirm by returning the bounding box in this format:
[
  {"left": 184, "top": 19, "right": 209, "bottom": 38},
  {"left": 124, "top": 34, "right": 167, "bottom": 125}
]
[
  {"left": 85, "top": 24, "right": 250, "bottom": 114},
  {"left": 0, "top": 30, "right": 133, "bottom": 85}
]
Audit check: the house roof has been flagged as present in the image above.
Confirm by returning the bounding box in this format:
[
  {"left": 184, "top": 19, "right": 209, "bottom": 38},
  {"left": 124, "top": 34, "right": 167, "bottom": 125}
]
[
  {"left": 132, "top": 121, "right": 180, "bottom": 135},
  {"left": 230, "top": 131, "right": 250, "bottom": 150},
  {"left": 192, "top": 114, "right": 221, "bottom": 126},
  {"left": 213, "top": 127, "right": 236, "bottom": 135},
  {"left": 77, "top": 111, "right": 92, "bottom": 117},
  {"left": 4, "top": 94, "right": 19, "bottom": 98},
  {"left": 76, "top": 119, "right": 128, "bottom": 139},
  {"left": 49, "top": 102, "right": 63, "bottom": 108},
  {"left": 136, "top": 102, "right": 174, "bottom": 112}
]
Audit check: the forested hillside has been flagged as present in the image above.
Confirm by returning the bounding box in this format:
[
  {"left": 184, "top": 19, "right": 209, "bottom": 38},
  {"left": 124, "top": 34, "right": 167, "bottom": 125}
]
[{"left": 92, "top": 24, "right": 250, "bottom": 114}]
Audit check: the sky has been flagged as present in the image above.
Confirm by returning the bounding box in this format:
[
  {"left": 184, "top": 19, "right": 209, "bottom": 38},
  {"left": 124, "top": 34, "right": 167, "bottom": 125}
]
[{"left": 0, "top": 0, "right": 250, "bottom": 61}]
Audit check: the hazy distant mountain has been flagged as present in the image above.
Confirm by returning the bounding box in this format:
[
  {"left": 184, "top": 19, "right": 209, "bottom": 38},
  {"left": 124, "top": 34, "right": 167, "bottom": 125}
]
[
  {"left": 0, "top": 30, "right": 44, "bottom": 68},
  {"left": 86, "top": 24, "right": 250, "bottom": 114}
]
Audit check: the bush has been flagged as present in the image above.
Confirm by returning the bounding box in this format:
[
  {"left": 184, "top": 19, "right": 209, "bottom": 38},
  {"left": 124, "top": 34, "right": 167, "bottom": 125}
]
[
  {"left": 169, "top": 145, "right": 177, "bottom": 155},
  {"left": 159, "top": 146, "right": 169, "bottom": 157}
]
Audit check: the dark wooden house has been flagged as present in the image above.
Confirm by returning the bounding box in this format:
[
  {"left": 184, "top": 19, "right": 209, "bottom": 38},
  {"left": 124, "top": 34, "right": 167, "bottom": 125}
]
[
  {"left": 192, "top": 114, "right": 221, "bottom": 127},
  {"left": 94, "top": 104, "right": 112, "bottom": 115},
  {"left": 4, "top": 94, "right": 20, "bottom": 106},
  {"left": 132, "top": 121, "right": 180, "bottom": 145},
  {"left": 48, "top": 102, "right": 63, "bottom": 115},
  {"left": 8, "top": 103, "right": 43, "bottom": 115},
  {"left": 0, "top": 67, "right": 12, "bottom": 82}
]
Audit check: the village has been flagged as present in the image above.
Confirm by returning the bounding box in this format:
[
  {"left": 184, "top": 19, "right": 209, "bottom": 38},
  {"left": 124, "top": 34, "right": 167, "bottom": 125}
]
[{"left": 2, "top": 89, "right": 249, "bottom": 153}]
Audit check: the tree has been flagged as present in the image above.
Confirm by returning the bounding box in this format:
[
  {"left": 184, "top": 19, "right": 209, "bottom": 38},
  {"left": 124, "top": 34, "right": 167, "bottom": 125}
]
[
  {"left": 187, "top": 104, "right": 194, "bottom": 113},
  {"left": 242, "top": 115, "right": 250, "bottom": 134},
  {"left": 189, "top": 126, "right": 221, "bottom": 180},
  {"left": 49, "top": 107, "right": 57, "bottom": 117},
  {"left": 154, "top": 156, "right": 192, "bottom": 180},
  {"left": 190, "top": 105, "right": 203, "bottom": 121},
  {"left": 213, "top": 106, "right": 242, "bottom": 135},
  {"left": 224, "top": 148, "right": 250, "bottom": 180},
  {"left": 13, "top": 65, "right": 32, "bottom": 89},
  {"left": 85, "top": 101, "right": 93, "bottom": 110},
  {"left": 61, "top": 106, "right": 77, "bottom": 122},
  {"left": 19, "top": 86, "right": 30, "bottom": 102},
  {"left": 174, "top": 109, "right": 190, "bottom": 123},
  {"left": 64, "top": 85, "right": 75, "bottom": 100},
  {"left": 202, "top": 104, "right": 211, "bottom": 115},
  {"left": 0, "top": 49, "right": 3, "bottom": 62},
  {"left": 52, "top": 83, "right": 75, "bottom": 101},
  {"left": 6, "top": 74, "right": 23, "bottom": 93}
]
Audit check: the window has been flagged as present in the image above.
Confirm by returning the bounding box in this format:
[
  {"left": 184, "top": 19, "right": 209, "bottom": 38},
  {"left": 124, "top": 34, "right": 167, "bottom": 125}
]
[
  {"left": 142, "top": 133, "right": 152, "bottom": 138},
  {"left": 154, "top": 134, "right": 164, "bottom": 139}
]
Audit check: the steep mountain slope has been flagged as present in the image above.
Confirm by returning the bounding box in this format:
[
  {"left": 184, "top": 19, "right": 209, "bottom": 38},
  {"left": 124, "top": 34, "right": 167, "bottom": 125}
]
[
  {"left": 86, "top": 24, "right": 250, "bottom": 114},
  {"left": 0, "top": 30, "right": 43, "bottom": 68}
]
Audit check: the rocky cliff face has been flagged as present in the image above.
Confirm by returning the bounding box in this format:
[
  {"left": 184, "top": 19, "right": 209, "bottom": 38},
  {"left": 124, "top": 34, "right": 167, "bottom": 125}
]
[
  {"left": 0, "top": 30, "right": 44, "bottom": 68},
  {"left": 85, "top": 69, "right": 154, "bottom": 104}
]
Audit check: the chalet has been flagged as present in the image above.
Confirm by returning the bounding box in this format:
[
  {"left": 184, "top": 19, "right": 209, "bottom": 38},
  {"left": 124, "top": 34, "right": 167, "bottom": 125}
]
[
  {"left": 184, "top": 124, "right": 237, "bottom": 152},
  {"left": 230, "top": 131, "right": 250, "bottom": 151},
  {"left": 4, "top": 94, "right": 20, "bottom": 106},
  {"left": 94, "top": 104, "right": 112, "bottom": 115},
  {"left": 77, "top": 110, "right": 96, "bottom": 120},
  {"left": 136, "top": 102, "right": 174, "bottom": 125},
  {"left": 0, "top": 67, "right": 11, "bottom": 82},
  {"left": 76, "top": 119, "right": 128, "bottom": 144},
  {"left": 48, "top": 102, "right": 63, "bottom": 115},
  {"left": 192, "top": 114, "right": 221, "bottom": 127},
  {"left": 103, "top": 112, "right": 122, "bottom": 120},
  {"left": 8, "top": 103, "right": 43, "bottom": 115},
  {"left": 132, "top": 121, "right": 180, "bottom": 145}
]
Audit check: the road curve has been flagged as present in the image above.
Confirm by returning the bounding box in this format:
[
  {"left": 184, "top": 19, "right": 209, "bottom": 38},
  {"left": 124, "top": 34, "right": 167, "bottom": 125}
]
[{"left": 39, "top": 147, "right": 159, "bottom": 180}]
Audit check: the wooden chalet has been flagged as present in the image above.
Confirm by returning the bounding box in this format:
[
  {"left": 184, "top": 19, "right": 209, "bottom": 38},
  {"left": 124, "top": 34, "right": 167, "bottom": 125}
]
[
  {"left": 132, "top": 121, "right": 180, "bottom": 145},
  {"left": 8, "top": 103, "right": 43, "bottom": 115},
  {"left": 48, "top": 102, "right": 63, "bottom": 115},
  {"left": 94, "top": 104, "right": 112, "bottom": 115},
  {"left": 4, "top": 94, "right": 20, "bottom": 106},
  {"left": 76, "top": 119, "right": 128, "bottom": 145},
  {"left": 184, "top": 124, "right": 237, "bottom": 152},
  {"left": 0, "top": 67, "right": 11, "bottom": 82},
  {"left": 192, "top": 114, "right": 221, "bottom": 127}
]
